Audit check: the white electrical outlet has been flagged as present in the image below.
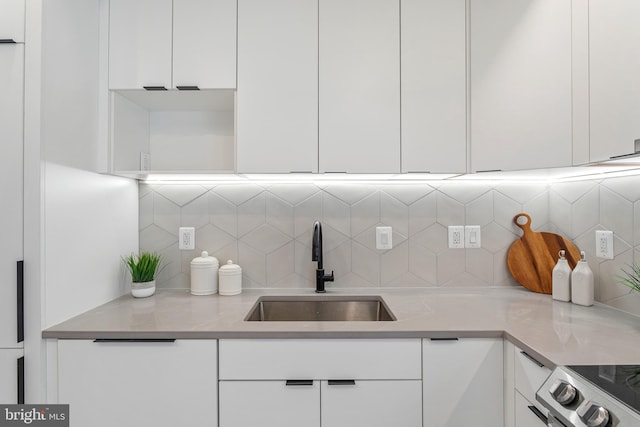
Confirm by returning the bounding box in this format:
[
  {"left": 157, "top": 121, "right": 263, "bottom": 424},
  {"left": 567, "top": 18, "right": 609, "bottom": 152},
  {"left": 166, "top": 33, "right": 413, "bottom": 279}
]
[
  {"left": 179, "top": 227, "right": 195, "bottom": 250},
  {"left": 376, "top": 226, "right": 393, "bottom": 250},
  {"left": 595, "top": 230, "right": 614, "bottom": 259},
  {"left": 448, "top": 226, "right": 465, "bottom": 249},
  {"left": 140, "top": 152, "right": 151, "bottom": 171},
  {"left": 465, "top": 225, "right": 481, "bottom": 248}
]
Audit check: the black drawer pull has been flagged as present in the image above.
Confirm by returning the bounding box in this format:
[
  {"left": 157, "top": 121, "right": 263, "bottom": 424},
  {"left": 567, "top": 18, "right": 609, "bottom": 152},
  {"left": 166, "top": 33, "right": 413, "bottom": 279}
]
[
  {"left": 0, "top": 39, "right": 17, "bottom": 44},
  {"left": 17, "top": 356, "right": 24, "bottom": 404},
  {"left": 143, "top": 86, "right": 167, "bottom": 91},
  {"left": 176, "top": 85, "right": 199, "bottom": 90},
  {"left": 528, "top": 405, "right": 548, "bottom": 424},
  {"left": 328, "top": 380, "right": 356, "bottom": 386},
  {"left": 17, "top": 261, "right": 24, "bottom": 343},
  {"left": 93, "top": 339, "right": 176, "bottom": 343},
  {"left": 520, "top": 351, "right": 545, "bottom": 368},
  {"left": 285, "top": 380, "right": 313, "bottom": 386},
  {"left": 430, "top": 337, "right": 459, "bottom": 341}
]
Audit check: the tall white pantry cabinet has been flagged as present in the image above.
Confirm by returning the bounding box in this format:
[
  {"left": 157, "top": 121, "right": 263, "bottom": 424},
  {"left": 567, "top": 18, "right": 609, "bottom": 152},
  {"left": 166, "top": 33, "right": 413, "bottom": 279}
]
[{"left": 0, "top": 0, "right": 25, "bottom": 405}]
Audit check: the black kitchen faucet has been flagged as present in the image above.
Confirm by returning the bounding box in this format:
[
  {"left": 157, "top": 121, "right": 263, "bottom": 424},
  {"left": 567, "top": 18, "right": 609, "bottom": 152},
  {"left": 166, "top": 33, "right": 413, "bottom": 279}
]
[{"left": 312, "top": 220, "right": 334, "bottom": 293}]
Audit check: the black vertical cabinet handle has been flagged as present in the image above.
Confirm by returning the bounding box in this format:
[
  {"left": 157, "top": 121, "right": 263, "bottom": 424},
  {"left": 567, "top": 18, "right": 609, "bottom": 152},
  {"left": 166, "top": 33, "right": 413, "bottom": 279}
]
[
  {"left": 17, "top": 357, "right": 24, "bottom": 404},
  {"left": 0, "top": 39, "right": 17, "bottom": 44},
  {"left": 17, "top": 261, "right": 24, "bottom": 343}
]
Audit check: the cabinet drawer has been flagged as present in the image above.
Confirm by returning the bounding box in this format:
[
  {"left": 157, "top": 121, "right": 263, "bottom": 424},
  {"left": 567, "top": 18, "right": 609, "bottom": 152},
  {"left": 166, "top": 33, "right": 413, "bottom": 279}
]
[
  {"left": 515, "top": 391, "right": 548, "bottom": 426},
  {"left": 219, "top": 339, "right": 421, "bottom": 380},
  {"left": 514, "top": 345, "right": 551, "bottom": 407}
]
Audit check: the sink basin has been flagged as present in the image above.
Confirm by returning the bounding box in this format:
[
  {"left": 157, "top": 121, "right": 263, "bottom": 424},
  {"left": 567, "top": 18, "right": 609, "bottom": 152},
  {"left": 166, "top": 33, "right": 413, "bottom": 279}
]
[{"left": 245, "top": 296, "right": 396, "bottom": 322}]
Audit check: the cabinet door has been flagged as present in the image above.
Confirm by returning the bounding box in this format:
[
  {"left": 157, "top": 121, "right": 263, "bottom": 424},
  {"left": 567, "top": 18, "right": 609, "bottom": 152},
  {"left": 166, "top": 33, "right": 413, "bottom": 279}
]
[
  {"left": 219, "top": 381, "right": 320, "bottom": 427},
  {"left": 58, "top": 340, "right": 218, "bottom": 427},
  {"left": 321, "top": 380, "right": 422, "bottom": 427},
  {"left": 589, "top": 0, "right": 640, "bottom": 161},
  {"left": 0, "top": 0, "right": 24, "bottom": 42},
  {"left": 173, "top": 0, "right": 236, "bottom": 89},
  {"left": 108, "top": 0, "right": 172, "bottom": 89},
  {"left": 319, "top": 0, "right": 400, "bottom": 173},
  {"left": 401, "top": 0, "right": 466, "bottom": 174},
  {"left": 514, "top": 346, "right": 551, "bottom": 415},
  {"left": 423, "top": 338, "right": 504, "bottom": 427},
  {"left": 515, "top": 392, "right": 548, "bottom": 427},
  {"left": 0, "top": 350, "right": 23, "bottom": 404},
  {"left": 470, "top": 0, "right": 572, "bottom": 172},
  {"left": 236, "top": 0, "right": 318, "bottom": 173},
  {"left": 0, "top": 44, "right": 23, "bottom": 348}
]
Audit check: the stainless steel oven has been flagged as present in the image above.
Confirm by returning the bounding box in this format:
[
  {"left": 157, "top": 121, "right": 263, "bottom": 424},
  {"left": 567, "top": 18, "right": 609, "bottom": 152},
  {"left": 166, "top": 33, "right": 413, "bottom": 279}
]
[{"left": 537, "top": 365, "right": 640, "bottom": 426}]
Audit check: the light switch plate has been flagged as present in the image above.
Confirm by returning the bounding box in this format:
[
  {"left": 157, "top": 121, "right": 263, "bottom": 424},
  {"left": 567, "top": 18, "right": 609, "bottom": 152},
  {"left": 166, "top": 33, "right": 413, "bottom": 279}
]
[
  {"left": 595, "top": 230, "right": 613, "bottom": 259},
  {"left": 179, "top": 227, "right": 195, "bottom": 250},
  {"left": 448, "top": 226, "right": 465, "bottom": 249},
  {"left": 376, "top": 226, "right": 393, "bottom": 250},
  {"left": 465, "top": 226, "right": 481, "bottom": 248}
]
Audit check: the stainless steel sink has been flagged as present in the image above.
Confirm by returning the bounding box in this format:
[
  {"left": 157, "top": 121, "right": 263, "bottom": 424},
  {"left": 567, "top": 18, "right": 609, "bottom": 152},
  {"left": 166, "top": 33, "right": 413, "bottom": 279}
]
[{"left": 245, "top": 296, "right": 396, "bottom": 322}]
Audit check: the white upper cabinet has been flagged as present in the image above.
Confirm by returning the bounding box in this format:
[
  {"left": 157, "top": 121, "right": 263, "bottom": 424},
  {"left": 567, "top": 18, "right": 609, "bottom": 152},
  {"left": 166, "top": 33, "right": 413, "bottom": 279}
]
[
  {"left": 173, "top": 0, "right": 236, "bottom": 89},
  {"left": 401, "top": 0, "right": 466, "bottom": 174},
  {"left": 0, "top": 44, "right": 23, "bottom": 348},
  {"left": 109, "top": 0, "right": 172, "bottom": 89},
  {"left": 236, "top": 0, "right": 318, "bottom": 173},
  {"left": 319, "top": 0, "right": 401, "bottom": 173},
  {"left": 0, "top": 0, "right": 25, "bottom": 43},
  {"left": 470, "top": 0, "right": 572, "bottom": 172},
  {"left": 109, "top": 0, "right": 236, "bottom": 90},
  {"left": 589, "top": 0, "right": 640, "bottom": 161}
]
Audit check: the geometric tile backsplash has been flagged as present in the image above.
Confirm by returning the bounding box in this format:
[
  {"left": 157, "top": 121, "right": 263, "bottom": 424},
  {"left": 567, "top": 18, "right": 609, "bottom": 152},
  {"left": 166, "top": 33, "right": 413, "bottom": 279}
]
[{"left": 140, "top": 174, "right": 640, "bottom": 316}]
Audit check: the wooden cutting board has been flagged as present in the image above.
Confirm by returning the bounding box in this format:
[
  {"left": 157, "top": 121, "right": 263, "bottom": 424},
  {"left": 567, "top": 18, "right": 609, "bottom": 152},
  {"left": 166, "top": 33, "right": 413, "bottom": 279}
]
[{"left": 507, "top": 213, "right": 581, "bottom": 294}]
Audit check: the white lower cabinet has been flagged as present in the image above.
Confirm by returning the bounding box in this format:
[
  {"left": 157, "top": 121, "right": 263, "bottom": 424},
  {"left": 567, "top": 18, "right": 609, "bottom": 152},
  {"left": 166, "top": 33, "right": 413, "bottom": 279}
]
[
  {"left": 57, "top": 339, "right": 217, "bottom": 427},
  {"left": 218, "top": 339, "right": 422, "bottom": 427},
  {"left": 515, "top": 391, "right": 548, "bottom": 427},
  {"left": 423, "top": 338, "right": 504, "bottom": 427},
  {"left": 0, "top": 350, "right": 23, "bottom": 404}
]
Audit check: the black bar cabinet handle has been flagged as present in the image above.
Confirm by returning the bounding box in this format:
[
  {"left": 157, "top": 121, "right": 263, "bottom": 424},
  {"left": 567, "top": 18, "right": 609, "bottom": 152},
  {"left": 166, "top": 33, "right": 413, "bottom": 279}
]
[
  {"left": 285, "top": 380, "right": 313, "bottom": 386},
  {"left": 17, "top": 261, "right": 24, "bottom": 343},
  {"left": 430, "top": 338, "right": 459, "bottom": 341},
  {"left": 93, "top": 339, "right": 176, "bottom": 343},
  {"left": 17, "top": 356, "right": 24, "bottom": 404},
  {"left": 528, "top": 405, "right": 548, "bottom": 424},
  {"left": 176, "top": 85, "right": 199, "bottom": 90},
  {"left": 0, "top": 39, "right": 17, "bottom": 44},
  {"left": 520, "top": 351, "right": 545, "bottom": 368},
  {"left": 327, "top": 380, "right": 356, "bottom": 386},
  {"left": 142, "top": 86, "right": 167, "bottom": 91}
]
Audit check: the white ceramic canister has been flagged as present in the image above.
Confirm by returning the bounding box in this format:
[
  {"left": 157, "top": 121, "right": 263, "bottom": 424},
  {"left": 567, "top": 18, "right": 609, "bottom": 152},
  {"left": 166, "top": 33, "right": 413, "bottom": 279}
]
[
  {"left": 190, "top": 251, "right": 219, "bottom": 295},
  {"left": 552, "top": 250, "right": 572, "bottom": 302},
  {"left": 219, "top": 260, "right": 242, "bottom": 296},
  {"left": 571, "top": 251, "right": 594, "bottom": 307}
]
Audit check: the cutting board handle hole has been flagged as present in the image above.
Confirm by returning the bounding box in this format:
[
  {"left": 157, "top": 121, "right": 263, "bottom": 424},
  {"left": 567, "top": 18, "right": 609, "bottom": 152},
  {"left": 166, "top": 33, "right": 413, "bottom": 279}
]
[{"left": 514, "top": 213, "right": 532, "bottom": 229}]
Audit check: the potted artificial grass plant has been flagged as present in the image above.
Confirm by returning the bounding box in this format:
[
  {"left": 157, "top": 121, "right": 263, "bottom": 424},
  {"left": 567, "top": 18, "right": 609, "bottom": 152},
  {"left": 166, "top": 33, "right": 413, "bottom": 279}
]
[
  {"left": 617, "top": 263, "right": 640, "bottom": 294},
  {"left": 123, "top": 252, "right": 163, "bottom": 298}
]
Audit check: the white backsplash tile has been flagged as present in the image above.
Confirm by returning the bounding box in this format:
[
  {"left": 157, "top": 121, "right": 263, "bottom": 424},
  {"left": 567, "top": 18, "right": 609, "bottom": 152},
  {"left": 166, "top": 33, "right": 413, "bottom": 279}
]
[{"left": 140, "top": 174, "right": 640, "bottom": 315}]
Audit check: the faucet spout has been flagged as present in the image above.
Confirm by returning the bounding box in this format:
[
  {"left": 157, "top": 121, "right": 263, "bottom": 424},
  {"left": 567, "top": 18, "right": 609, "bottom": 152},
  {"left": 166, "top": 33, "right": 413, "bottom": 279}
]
[{"left": 312, "top": 220, "right": 334, "bottom": 293}]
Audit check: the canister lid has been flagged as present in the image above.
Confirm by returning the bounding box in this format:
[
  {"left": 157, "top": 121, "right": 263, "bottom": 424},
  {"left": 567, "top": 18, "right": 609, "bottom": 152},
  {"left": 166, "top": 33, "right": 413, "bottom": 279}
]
[
  {"left": 219, "top": 259, "right": 241, "bottom": 273},
  {"left": 191, "top": 251, "right": 218, "bottom": 266}
]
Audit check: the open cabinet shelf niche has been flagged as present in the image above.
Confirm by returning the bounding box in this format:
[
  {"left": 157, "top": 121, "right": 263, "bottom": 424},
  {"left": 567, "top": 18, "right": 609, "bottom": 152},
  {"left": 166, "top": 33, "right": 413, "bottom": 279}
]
[{"left": 110, "top": 89, "right": 235, "bottom": 178}]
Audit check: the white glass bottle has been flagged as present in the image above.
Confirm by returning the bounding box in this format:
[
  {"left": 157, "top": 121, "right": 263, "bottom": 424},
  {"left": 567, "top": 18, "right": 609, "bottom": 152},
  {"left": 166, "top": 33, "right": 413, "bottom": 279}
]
[
  {"left": 552, "top": 250, "right": 572, "bottom": 302},
  {"left": 571, "top": 251, "right": 594, "bottom": 306}
]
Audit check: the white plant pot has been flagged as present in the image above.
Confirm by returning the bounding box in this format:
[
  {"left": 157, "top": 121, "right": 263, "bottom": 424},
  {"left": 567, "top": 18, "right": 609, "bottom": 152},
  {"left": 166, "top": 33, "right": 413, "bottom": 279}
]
[{"left": 131, "top": 280, "right": 156, "bottom": 298}]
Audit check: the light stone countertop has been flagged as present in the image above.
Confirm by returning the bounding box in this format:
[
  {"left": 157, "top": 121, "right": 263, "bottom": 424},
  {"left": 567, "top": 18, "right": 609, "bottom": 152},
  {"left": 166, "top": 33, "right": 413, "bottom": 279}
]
[{"left": 42, "top": 287, "right": 640, "bottom": 367}]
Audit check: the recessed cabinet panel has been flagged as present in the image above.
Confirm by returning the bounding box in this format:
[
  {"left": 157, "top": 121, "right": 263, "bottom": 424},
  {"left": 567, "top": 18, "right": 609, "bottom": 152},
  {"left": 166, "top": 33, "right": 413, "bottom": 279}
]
[
  {"left": 423, "top": 338, "right": 504, "bottom": 427},
  {"left": 321, "top": 380, "right": 422, "bottom": 427},
  {"left": 0, "top": 0, "right": 24, "bottom": 42},
  {"left": 319, "top": 0, "right": 400, "bottom": 173},
  {"left": 401, "top": 0, "right": 466, "bottom": 174},
  {"left": 589, "top": 0, "right": 640, "bottom": 161},
  {"left": 108, "top": 0, "right": 172, "bottom": 89},
  {"left": 173, "top": 0, "right": 236, "bottom": 89},
  {"left": 58, "top": 340, "right": 218, "bottom": 427},
  {"left": 0, "top": 45, "right": 23, "bottom": 348},
  {"left": 237, "top": 0, "right": 318, "bottom": 173},
  {"left": 220, "top": 381, "right": 320, "bottom": 427},
  {"left": 470, "top": 0, "right": 572, "bottom": 172}
]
